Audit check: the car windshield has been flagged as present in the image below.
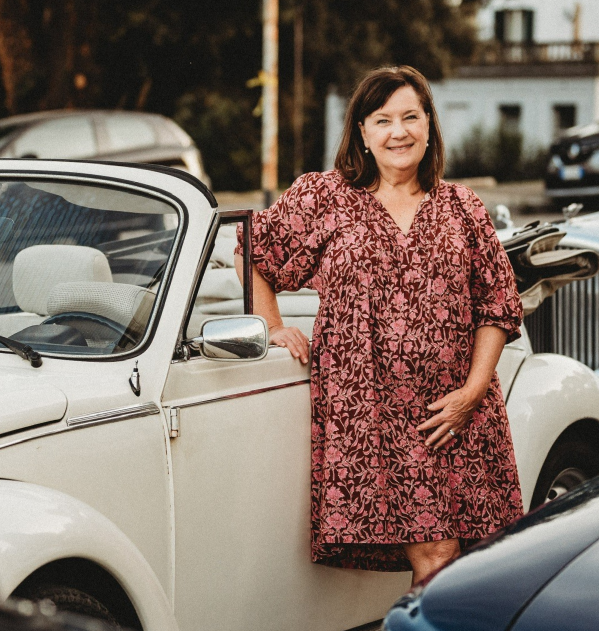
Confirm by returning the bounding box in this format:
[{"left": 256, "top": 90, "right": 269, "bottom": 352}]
[{"left": 0, "top": 179, "right": 179, "bottom": 358}]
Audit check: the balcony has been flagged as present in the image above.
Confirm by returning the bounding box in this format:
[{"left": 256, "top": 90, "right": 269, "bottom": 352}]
[
  {"left": 456, "top": 41, "right": 599, "bottom": 79},
  {"left": 475, "top": 41, "right": 599, "bottom": 64}
]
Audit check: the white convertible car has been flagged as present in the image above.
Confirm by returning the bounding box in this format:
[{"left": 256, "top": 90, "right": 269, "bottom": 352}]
[{"left": 0, "top": 160, "right": 598, "bottom": 631}]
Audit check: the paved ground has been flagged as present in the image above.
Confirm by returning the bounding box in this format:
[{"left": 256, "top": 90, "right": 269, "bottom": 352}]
[{"left": 214, "top": 179, "right": 568, "bottom": 228}]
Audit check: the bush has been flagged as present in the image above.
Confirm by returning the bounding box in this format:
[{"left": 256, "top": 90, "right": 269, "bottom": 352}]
[
  {"left": 448, "top": 125, "right": 548, "bottom": 182},
  {"left": 174, "top": 89, "right": 261, "bottom": 192}
]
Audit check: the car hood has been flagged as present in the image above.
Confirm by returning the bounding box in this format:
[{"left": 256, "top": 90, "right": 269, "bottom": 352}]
[
  {"left": 0, "top": 367, "right": 67, "bottom": 436},
  {"left": 559, "top": 212, "right": 599, "bottom": 250},
  {"left": 384, "top": 477, "right": 599, "bottom": 631},
  {"left": 510, "top": 537, "right": 599, "bottom": 631}
]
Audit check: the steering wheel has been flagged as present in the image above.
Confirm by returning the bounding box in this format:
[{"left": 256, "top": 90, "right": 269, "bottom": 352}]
[{"left": 42, "top": 312, "right": 138, "bottom": 350}]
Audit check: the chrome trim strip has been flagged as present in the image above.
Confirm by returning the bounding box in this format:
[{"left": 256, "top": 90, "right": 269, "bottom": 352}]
[
  {"left": 0, "top": 403, "right": 161, "bottom": 451},
  {"left": 175, "top": 379, "right": 310, "bottom": 410},
  {"left": 66, "top": 402, "right": 161, "bottom": 426}
]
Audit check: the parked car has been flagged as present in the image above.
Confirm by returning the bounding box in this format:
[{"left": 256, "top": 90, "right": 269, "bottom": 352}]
[
  {"left": 545, "top": 121, "right": 599, "bottom": 206},
  {"left": 0, "top": 160, "right": 599, "bottom": 630},
  {"left": 523, "top": 209, "right": 599, "bottom": 372},
  {"left": 383, "top": 474, "right": 599, "bottom": 631},
  {"left": 0, "top": 109, "right": 210, "bottom": 187}
]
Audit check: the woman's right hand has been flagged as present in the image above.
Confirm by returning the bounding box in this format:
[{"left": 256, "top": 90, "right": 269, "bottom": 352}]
[{"left": 270, "top": 324, "right": 310, "bottom": 364}]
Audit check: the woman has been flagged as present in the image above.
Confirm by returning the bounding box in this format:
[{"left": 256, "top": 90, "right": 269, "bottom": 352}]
[{"left": 235, "top": 66, "right": 523, "bottom": 585}]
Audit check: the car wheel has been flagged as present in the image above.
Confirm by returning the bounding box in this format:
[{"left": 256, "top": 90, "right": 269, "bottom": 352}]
[
  {"left": 14, "top": 584, "right": 121, "bottom": 629},
  {"left": 530, "top": 440, "right": 599, "bottom": 508}
]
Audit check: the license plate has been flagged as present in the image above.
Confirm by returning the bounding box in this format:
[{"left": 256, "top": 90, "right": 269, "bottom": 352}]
[{"left": 560, "top": 165, "right": 584, "bottom": 180}]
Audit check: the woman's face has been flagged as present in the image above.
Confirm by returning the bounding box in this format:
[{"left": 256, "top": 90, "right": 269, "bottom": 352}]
[{"left": 359, "top": 85, "right": 430, "bottom": 182}]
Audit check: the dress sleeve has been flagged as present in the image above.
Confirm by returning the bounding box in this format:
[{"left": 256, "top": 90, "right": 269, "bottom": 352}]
[
  {"left": 235, "top": 171, "right": 336, "bottom": 293},
  {"left": 456, "top": 185, "right": 523, "bottom": 344}
]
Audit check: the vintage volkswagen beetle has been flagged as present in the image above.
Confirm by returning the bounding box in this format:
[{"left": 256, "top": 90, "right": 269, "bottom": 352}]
[{"left": 0, "top": 160, "right": 599, "bottom": 631}]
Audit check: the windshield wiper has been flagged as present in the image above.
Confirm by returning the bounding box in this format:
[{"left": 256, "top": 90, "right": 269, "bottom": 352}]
[{"left": 0, "top": 335, "right": 42, "bottom": 367}]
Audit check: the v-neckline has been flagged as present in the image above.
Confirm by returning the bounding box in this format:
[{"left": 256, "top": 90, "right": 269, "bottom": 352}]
[{"left": 366, "top": 189, "right": 430, "bottom": 238}]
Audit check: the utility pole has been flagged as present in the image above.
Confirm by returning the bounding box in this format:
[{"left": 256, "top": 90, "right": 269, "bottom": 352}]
[
  {"left": 293, "top": 2, "right": 304, "bottom": 179},
  {"left": 262, "top": 0, "right": 279, "bottom": 208}
]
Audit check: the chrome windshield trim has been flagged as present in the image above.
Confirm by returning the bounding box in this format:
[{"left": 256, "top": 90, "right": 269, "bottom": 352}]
[
  {"left": 66, "top": 402, "right": 161, "bottom": 426},
  {"left": 175, "top": 379, "right": 310, "bottom": 410}
]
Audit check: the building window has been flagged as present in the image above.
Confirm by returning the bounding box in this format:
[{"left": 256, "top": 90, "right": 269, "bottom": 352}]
[
  {"left": 495, "top": 10, "right": 534, "bottom": 43},
  {"left": 553, "top": 105, "right": 577, "bottom": 135},
  {"left": 499, "top": 105, "right": 522, "bottom": 134}
]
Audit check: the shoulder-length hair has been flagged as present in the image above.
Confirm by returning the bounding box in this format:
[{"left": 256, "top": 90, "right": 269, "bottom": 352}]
[{"left": 335, "top": 66, "right": 445, "bottom": 192}]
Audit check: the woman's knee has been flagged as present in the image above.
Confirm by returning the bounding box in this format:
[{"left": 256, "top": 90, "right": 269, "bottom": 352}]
[{"left": 405, "top": 539, "right": 460, "bottom": 565}]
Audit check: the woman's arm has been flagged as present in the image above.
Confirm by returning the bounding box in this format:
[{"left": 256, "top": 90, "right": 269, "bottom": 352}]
[
  {"left": 416, "top": 325, "right": 508, "bottom": 450},
  {"left": 235, "top": 253, "right": 310, "bottom": 364}
]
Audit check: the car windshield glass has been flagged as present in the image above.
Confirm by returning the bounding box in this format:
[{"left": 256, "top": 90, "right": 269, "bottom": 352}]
[{"left": 0, "top": 179, "right": 179, "bottom": 357}]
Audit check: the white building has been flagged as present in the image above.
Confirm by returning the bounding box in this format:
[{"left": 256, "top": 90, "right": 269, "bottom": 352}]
[
  {"left": 431, "top": 0, "right": 599, "bottom": 163},
  {"left": 323, "top": 1, "right": 599, "bottom": 171}
]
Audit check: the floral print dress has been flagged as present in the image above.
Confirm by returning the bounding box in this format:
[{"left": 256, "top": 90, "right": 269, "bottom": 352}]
[{"left": 240, "top": 170, "right": 524, "bottom": 571}]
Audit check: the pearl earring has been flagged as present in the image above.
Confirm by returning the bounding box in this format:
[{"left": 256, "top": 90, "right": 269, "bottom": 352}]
[
  {"left": 365, "top": 148, "right": 370, "bottom": 154},
  {"left": 426, "top": 142, "right": 429, "bottom": 147}
]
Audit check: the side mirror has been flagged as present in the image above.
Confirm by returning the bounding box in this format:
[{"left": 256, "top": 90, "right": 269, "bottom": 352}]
[{"left": 184, "top": 315, "right": 268, "bottom": 361}]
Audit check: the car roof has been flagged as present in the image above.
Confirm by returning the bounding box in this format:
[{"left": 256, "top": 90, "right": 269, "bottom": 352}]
[{"left": 0, "top": 109, "right": 166, "bottom": 129}]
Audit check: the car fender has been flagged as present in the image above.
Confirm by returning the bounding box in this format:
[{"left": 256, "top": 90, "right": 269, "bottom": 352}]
[
  {"left": 0, "top": 480, "right": 177, "bottom": 631},
  {"left": 506, "top": 353, "right": 599, "bottom": 510}
]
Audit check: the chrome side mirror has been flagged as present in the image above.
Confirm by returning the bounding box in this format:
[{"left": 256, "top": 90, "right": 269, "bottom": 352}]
[
  {"left": 490, "top": 204, "right": 514, "bottom": 230},
  {"left": 184, "top": 315, "right": 268, "bottom": 361}
]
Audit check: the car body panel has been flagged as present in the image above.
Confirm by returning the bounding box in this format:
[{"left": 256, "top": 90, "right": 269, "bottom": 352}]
[
  {"left": 506, "top": 352, "right": 599, "bottom": 509},
  {"left": 0, "top": 371, "right": 66, "bottom": 433},
  {"left": 511, "top": 537, "right": 599, "bottom": 631},
  {"left": 0, "top": 480, "right": 177, "bottom": 631}
]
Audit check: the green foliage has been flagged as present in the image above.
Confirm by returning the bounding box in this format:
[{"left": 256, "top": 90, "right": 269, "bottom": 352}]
[
  {"left": 449, "top": 125, "right": 548, "bottom": 182},
  {"left": 175, "top": 90, "right": 261, "bottom": 191}
]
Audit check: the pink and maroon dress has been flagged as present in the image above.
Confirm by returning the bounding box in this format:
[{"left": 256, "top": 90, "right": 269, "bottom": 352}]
[{"left": 239, "top": 170, "right": 524, "bottom": 571}]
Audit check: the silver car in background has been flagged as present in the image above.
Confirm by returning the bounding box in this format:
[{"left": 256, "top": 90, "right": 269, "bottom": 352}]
[{"left": 0, "top": 110, "right": 210, "bottom": 187}]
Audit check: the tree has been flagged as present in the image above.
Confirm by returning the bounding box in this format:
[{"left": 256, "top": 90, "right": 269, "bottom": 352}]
[{"left": 0, "top": 0, "right": 101, "bottom": 113}]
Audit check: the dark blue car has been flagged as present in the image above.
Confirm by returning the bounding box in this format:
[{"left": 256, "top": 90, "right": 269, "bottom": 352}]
[{"left": 383, "top": 475, "right": 599, "bottom": 631}]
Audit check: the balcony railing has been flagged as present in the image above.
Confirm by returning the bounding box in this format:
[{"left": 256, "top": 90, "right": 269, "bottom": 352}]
[{"left": 473, "top": 41, "right": 599, "bottom": 65}]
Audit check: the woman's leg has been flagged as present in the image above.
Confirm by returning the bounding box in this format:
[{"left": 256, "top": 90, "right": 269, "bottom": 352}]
[{"left": 403, "top": 539, "right": 461, "bottom": 586}]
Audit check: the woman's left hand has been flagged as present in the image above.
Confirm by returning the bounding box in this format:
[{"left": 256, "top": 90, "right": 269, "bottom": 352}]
[{"left": 416, "top": 387, "right": 482, "bottom": 450}]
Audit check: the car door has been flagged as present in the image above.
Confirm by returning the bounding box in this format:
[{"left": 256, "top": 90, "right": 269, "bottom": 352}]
[{"left": 162, "top": 210, "right": 408, "bottom": 631}]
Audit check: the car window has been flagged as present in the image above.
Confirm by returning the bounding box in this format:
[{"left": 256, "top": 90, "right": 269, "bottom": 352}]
[
  {"left": 184, "top": 213, "right": 317, "bottom": 343},
  {"left": 185, "top": 222, "right": 243, "bottom": 340},
  {"left": 0, "top": 179, "right": 179, "bottom": 357},
  {"left": 104, "top": 115, "right": 157, "bottom": 152},
  {"left": 12, "top": 117, "right": 97, "bottom": 159}
]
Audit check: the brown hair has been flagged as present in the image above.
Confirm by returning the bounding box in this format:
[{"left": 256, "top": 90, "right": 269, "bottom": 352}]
[{"left": 334, "top": 66, "right": 445, "bottom": 192}]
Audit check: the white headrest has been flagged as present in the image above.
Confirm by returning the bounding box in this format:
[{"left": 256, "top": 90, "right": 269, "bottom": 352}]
[
  {"left": 13, "top": 245, "right": 112, "bottom": 315},
  {"left": 47, "top": 282, "right": 155, "bottom": 332}
]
